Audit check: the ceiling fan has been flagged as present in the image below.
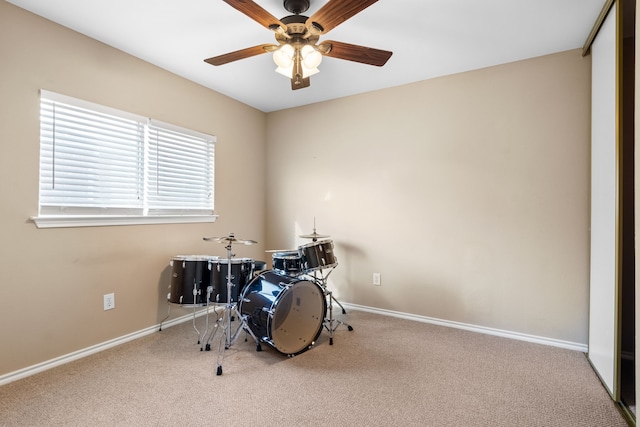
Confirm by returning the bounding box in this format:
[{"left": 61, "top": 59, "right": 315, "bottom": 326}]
[{"left": 204, "top": 0, "right": 393, "bottom": 90}]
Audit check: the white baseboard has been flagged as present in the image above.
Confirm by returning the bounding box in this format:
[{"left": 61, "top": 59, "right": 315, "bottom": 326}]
[
  {"left": 0, "top": 303, "right": 588, "bottom": 386},
  {"left": 341, "top": 303, "right": 589, "bottom": 353},
  {"left": 0, "top": 310, "right": 209, "bottom": 387}
]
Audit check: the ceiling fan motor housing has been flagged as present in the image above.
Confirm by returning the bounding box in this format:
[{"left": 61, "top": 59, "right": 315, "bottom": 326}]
[
  {"left": 280, "top": 14, "right": 308, "bottom": 35},
  {"left": 276, "top": 15, "right": 319, "bottom": 47},
  {"left": 284, "top": 0, "right": 310, "bottom": 15}
]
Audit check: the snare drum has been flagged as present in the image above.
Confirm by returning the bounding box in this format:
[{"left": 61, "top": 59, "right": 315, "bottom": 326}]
[
  {"left": 272, "top": 251, "right": 303, "bottom": 275},
  {"left": 239, "top": 270, "right": 326, "bottom": 355},
  {"left": 299, "top": 240, "right": 338, "bottom": 273},
  {"left": 168, "top": 255, "right": 218, "bottom": 306},
  {"left": 210, "top": 258, "right": 254, "bottom": 303}
]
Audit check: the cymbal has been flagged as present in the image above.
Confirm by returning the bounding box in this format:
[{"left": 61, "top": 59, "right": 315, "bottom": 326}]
[
  {"left": 299, "top": 232, "right": 330, "bottom": 239},
  {"left": 265, "top": 249, "right": 298, "bottom": 253},
  {"left": 203, "top": 235, "right": 257, "bottom": 245}
]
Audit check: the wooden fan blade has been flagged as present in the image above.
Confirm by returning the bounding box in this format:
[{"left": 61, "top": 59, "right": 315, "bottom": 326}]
[
  {"left": 224, "top": 0, "right": 287, "bottom": 32},
  {"left": 204, "top": 44, "right": 275, "bottom": 66},
  {"left": 320, "top": 41, "right": 392, "bottom": 67},
  {"left": 291, "top": 77, "right": 310, "bottom": 90},
  {"left": 306, "top": 0, "right": 378, "bottom": 34}
]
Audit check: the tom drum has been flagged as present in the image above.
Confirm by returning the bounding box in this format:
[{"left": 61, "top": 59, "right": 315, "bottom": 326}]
[
  {"left": 271, "top": 251, "right": 303, "bottom": 276},
  {"left": 299, "top": 240, "right": 337, "bottom": 274}
]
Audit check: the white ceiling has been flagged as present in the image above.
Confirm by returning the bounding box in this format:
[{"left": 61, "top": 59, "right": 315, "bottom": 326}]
[{"left": 7, "top": 0, "right": 605, "bottom": 112}]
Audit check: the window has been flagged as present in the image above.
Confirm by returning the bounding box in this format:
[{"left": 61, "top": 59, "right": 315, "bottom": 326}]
[{"left": 33, "top": 90, "right": 216, "bottom": 228}]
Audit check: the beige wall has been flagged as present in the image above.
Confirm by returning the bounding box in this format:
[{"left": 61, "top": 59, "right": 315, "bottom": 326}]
[
  {"left": 1, "top": 1, "right": 594, "bottom": 379},
  {"left": 0, "top": 2, "right": 267, "bottom": 376},
  {"left": 265, "top": 49, "right": 591, "bottom": 345}
]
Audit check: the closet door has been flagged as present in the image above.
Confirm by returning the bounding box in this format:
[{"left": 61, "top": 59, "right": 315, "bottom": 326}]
[{"left": 588, "top": 0, "right": 620, "bottom": 398}]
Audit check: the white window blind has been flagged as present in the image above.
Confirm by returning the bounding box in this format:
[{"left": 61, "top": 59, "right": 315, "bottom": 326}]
[
  {"left": 147, "top": 120, "right": 215, "bottom": 215},
  {"left": 38, "top": 90, "right": 215, "bottom": 221}
]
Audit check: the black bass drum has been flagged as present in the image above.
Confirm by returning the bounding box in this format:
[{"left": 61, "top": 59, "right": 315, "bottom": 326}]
[{"left": 239, "top": 270, "right": 326, "bottom": 355}]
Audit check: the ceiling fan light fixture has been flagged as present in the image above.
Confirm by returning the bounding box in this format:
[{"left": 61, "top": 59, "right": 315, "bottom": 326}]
[
  {"left": 275, "top": 56, "right": 318, "bottom": 79},
  {"left": 275, "top": 63, "right": 294, "bottom": 77},
  {"left": 273, "top": 43, "right": 295, "bottom": 68},
  {"left": 274, "top": 43, "right": 320, "bottom": 80},
  {"left": 301, "top": 44, "right": 322, "bottom": 69},
  {"left": 301, "top": 64, "right": 319, "bottom": 78}
]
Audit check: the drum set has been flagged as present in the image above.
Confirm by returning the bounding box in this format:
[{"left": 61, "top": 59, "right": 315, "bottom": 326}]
[{"left": 161, "top": 229, "right": 352, "bottom": 375}]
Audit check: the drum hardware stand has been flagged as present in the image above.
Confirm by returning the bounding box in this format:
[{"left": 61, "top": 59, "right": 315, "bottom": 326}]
[
  {"left": 300, "top": 223, "right": 347, "bottom": 313},
  {"left": 159, "top": 299, "right": 171, "bottom": 331},
  {"left": 198, "top": 284, "right": 220, "bottom": 350},
  {"left": 299, "top": 222, "right": 353, "bottom": 344},
  {"left": 203, "top": 233, "right": 261, "bottom": 375},
  {"left": 324, "top": 280, "right": 348, "bottom": 315},
  {"left": 308, "top": 266, "right": 353, "bottom": 345},
  {"left": 159, "top": 280, "right": 218, "bottom": 349},
  {"left": 213, "top": 302, "right": 262, "bottom": 375}
]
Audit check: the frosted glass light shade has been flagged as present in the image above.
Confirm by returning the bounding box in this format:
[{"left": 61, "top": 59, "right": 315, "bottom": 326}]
[
  {"left": 301, "top": 44, "right": 322, "bottom": 69},
  {"left": 273, "top": 44, "right": 294, "bottom": 68}
]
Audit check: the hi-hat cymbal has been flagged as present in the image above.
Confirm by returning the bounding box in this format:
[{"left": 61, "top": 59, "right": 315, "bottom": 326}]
[
  {"left": 299, "top": 232, "right": 330, "bottom": 239},
  {"left": 203, "top": 235, "right": 257, "bottom": 245}
]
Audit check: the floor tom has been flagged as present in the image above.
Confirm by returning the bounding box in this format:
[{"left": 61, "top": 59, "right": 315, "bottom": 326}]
[
  {"left": 168, "top": 255, "right": 218, "bottom": 306},
  {"left": 210, "top": 258, "right": 254, "bottom": 303}
]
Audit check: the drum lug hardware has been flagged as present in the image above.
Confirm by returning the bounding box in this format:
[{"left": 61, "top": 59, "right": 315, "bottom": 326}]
[{"left": 278, "top": 282, "right": 292, "bottom": 290}]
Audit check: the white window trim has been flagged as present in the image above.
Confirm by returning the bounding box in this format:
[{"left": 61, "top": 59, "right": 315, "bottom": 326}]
[
  {"left": 32, "top": 90, "right": 218, "bottom": 229},
  {"left": 30, "top": 214, "right": 218, "bottom": 229}
]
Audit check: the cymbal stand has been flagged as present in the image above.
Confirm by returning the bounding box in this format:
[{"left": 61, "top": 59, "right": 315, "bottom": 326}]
[
  {"left": 304, "top": 230, "right": 347, "bottom": 315},
  {"left": 310, "top": 267, "right": 353, "bottom": 345},
  {"left": 214, "top": 237, "right": 261, "bottom": 376}
]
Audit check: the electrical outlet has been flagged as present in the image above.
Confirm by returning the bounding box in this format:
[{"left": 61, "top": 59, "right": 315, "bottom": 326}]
[
  {"left": 103, "top": 293, "right": 115, "bottom": 310},
  {"left": 373, "top": 273, "right": 381, "bottom": 286}
]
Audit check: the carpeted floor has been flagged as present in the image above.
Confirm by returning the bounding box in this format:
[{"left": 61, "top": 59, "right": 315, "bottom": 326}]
[{"left": 0, "top": 309, "right": 629, "bottom": 426}]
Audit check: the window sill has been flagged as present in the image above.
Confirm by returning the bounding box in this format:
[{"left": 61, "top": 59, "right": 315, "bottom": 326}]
[{"left": 30, "top": 215, "right": 218, "bottom": 229}]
